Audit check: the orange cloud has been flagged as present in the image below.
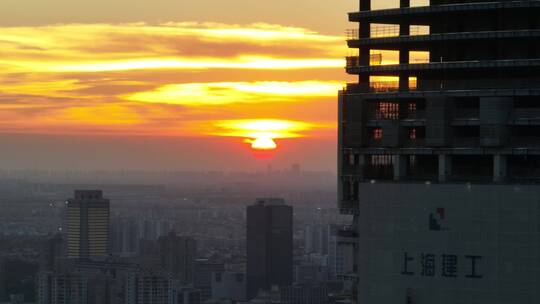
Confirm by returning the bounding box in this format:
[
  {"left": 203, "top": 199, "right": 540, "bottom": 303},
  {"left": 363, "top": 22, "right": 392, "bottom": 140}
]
[
  {"left": 0, "top": 22, "right": 350, "bottom": 139},
  {"left": 211, "top": 119, "right": 318, "bottom": 139},
  {"left": 125, "top": 81, "right": 343, "bottom": 106}
]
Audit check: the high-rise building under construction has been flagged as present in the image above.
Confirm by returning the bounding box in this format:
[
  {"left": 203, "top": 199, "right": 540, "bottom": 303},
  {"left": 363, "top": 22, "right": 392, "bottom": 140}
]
[{"left": 339, "top": 1, "right": 540, "bottom": 303}]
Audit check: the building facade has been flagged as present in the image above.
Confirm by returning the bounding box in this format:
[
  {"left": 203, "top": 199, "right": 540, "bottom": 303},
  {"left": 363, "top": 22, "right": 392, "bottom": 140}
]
[
  {"left": 193, "top": 259, "right": 224, "bottom": 302},
  {"left": 304, "top": 224, "right": 329, "bottom": 255},
  {"left": 279, "top": 284, "right": 328, "bottom": 304},
  {"left": 40, "top": 234, "right": 65, "bottom": 272},
  {"left": 339, "top": 0, "right": 540, "bottom": 303},
  {"left": 246, "top": 198, "right": 293, "bottom": 299},
  {"left": 158, "top": 233, "right": 196, "bottom": 283},
  {"left": 37, "top": 272, "right": 88, "bottom": 304},
  {"left": 126, "top": 272, "right": 175, "bottom": 304},
  {"left": 66, "top": 190, "right": 110, "bottom": 259},
  {"left": 211, "top": 272, "right": 246, "bottom": 301}
]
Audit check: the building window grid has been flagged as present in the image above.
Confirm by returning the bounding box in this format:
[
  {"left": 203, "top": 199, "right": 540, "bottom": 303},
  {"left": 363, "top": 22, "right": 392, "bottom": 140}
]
[{"left": 376, "top": 101, "right": 400, "bottom": 120}]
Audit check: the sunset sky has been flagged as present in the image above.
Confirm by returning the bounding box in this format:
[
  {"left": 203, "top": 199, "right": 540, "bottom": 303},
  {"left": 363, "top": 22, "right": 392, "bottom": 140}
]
[{"left": 0, "top": 0, "right": 373, "bottom": 171}]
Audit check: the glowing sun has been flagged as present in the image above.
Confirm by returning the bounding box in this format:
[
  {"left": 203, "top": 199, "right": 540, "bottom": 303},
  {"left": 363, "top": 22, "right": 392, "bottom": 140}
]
[
  {"left": 250, "top": 137, "right": 277, "bottom": 150},
  {"left": 211, "top": 119, "right": 316, "bottom": 152}
]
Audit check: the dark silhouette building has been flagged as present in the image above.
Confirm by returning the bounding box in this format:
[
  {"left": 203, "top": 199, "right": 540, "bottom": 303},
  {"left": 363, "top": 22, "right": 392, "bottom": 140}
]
[
  {"left": 67, "top": 190, "right": 110, "bottom": 259},
  {"left": 158, "top": 232, "right": 196, "bottom": 283},
  {"left": 340, "top": 1, "right": 540, "bottom": 303},
  {"left": 246, "top": 198, "right": 293, "bottom": 299},
  {"left": 40, "top": 233, "right": 65, "bottom": 271}
]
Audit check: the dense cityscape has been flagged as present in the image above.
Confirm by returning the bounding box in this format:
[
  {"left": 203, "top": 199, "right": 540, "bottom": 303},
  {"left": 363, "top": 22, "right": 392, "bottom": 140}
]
[{"left": 0, "top": 167, "right": 354, "bottom": 304}]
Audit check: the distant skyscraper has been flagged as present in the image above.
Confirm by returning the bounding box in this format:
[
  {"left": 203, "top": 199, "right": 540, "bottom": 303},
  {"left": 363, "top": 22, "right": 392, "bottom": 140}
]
[
  {"left": 111, "top": 217, "right": 140, "bottom": 255},
  {"left": 246, "top": 198, "right": 293, "bottom": 299},
  {"left": 193, "top": 259, "right": 225, "bottom": 302},
  {"left": 158, "top": 232, "right": 196, "bottom": 283},
  {"left": 41, "top": 233, "right": 65, "bottom": 271},
  {"left": 303, "top": 224, "right": 328, "bottom": 255},
  {"left": 67, "top": 190, "right": 110, "bottom": 259},
  {"left": 327, "top": 225, "right": 353, "bottom": 281}
]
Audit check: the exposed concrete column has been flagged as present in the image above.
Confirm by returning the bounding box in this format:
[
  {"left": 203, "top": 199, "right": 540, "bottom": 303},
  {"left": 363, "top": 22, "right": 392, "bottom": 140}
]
[
  {"left": 493, "top": 154, "right": 507, "bottom": 183},
  {"left": 358, "top": 0, "right": 371, "bottom": 93},
  {"left": 393, "top": 155, "right": 408, "bottom": 181},
  {"left": 360, "top": 0, "right": 371, "bottom": 11},
  {"left": 399, "top": 72, "right": 410, "bottom": 91},
  {"left": 438, "top": 154, "right": 452, "bottom": 182},
  {"left": 359, "top": 0, "right": 371, "bottom": 75},
  {"left": 399, "top": 1, "right": 410, "bottom": 91},
  {"left": 359, "top": 49, "right": 370, "bottom": 66},
  {"left": 399, "top": 43, "right": 410, "bottom": 91},
  {"left": 359, "top": 22, "right": 370, "bottom": 39}
]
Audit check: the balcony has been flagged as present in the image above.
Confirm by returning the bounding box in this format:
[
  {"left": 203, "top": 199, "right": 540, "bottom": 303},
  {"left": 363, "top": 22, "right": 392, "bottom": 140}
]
[
  {"left": 345, "top": 28, "right": 359, "bottom": 42},
  {"left": 349, "top": 0, "right": 540, "bottom": 22},
  {"left": 370, "top": 79, "right": 418, "bottom": 92},
  {"left": 348, "top": 29, "right": 540, "bottom": 48},
  {"left": 346, "top": 58, "right": 540, "bottom": 74},
  {"left": 370, "top": 24, "right": 400, "bottom": 38},
  {"left": 345, "top": 56, "right": 360, "bottom": 68}
]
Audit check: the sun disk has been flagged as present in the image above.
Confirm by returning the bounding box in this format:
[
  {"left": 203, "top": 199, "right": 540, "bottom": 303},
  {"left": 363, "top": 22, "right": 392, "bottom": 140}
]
[{"left": 251, "top": 137, "right": 277, "bottom": 150}]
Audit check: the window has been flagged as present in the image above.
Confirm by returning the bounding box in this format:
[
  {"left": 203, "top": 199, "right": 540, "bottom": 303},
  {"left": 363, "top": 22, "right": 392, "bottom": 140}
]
[
  {"left": 410, "top": 25, "right": 430, "bottom": 35},
  {"left": 410, "top": 51, "right": 430, "bottom": 64},
  {"left": 371, "top": 0, "right": 400, "bottom": 10},
  {"left": 370, "top": 76, "right": 400, "bottom": 92},
  {"left": 377, "top": 102, "right": 399, "bottom": 120},
  {"left": 408, "top": 102, "right": 417, "bottom": 113},
  {"left": 349, "top": 154, "right": 356, "bottom": 166},
  {"left": 373, "top": 128, "right": 383, "bottom": 140},
  {"left": 370, "top": 49, "right": 399, "bottom": 65},
  {"left": 410, "top": 0, "right": 430, "bottom": 7},
  {"left": 409, "top": 128, "right": 417, "bottom": 140},
  {"left": 365, "top": 155, "right": 394, "bottom": 180}
]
